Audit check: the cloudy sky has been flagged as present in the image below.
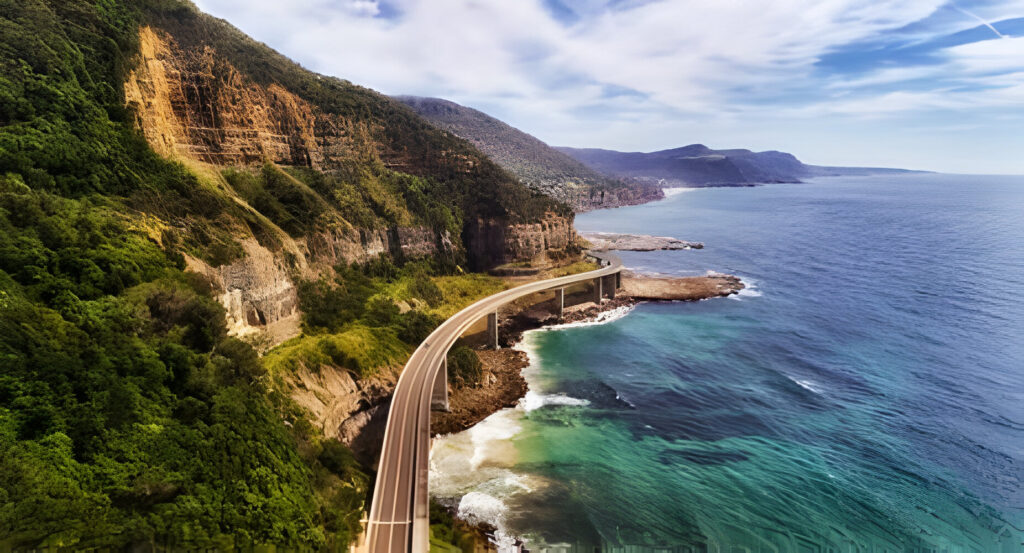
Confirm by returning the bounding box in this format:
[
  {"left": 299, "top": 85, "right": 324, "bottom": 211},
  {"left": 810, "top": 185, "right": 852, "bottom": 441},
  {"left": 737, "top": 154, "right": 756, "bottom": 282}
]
[{"left": 193, "top": 0, "right": 1024, "bottom": 173}]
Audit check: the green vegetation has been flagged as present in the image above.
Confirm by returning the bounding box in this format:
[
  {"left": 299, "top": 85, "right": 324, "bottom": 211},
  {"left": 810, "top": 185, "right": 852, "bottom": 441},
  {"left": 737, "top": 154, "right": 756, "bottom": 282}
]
[
  {"left": 264, "top": 325, "right": 410, "bottom": 379},
  {"left": 424, "top": 275, "right": 508, "bottom": 319},
  {"left": 398, "top": 96, "right": 663, "bottom": 210},
  {"left": 143, "top": 1, "right": 565, "bottom": 234},
  {"left": 0, "top": 237, "right": 360, "bottom": 548},
  {"left": 551, "top": 260, "right": 600, "bottom": 277},
  {"left": 428, "top": 500, "right": 481, "bottom": 553},
  {"left": 446, "top": 346, "right": 483, "bottom": 389},
  {"left": 278, "top": 257, "right": 503, "bottom": 379},
  {"left": 0, "top": 0, "right": 552, "bottom": 548}
]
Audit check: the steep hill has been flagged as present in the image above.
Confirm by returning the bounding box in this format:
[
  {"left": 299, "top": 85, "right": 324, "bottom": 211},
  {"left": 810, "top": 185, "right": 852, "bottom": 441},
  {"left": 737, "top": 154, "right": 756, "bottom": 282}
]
[
  {"left": 0, "top": 0, "right": 579, "bottom": 549},
  {"left": 558, "top": 144, "right": 916, "bottom": 186},
  {"left": 398, "top": 96, "right": 663, "bottom": 210}
]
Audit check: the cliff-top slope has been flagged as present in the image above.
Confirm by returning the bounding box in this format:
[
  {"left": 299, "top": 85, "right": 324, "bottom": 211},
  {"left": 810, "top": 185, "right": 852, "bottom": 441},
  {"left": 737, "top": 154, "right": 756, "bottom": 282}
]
[{"left": 398, "top": 95, "right": 663, "bottom": 211}]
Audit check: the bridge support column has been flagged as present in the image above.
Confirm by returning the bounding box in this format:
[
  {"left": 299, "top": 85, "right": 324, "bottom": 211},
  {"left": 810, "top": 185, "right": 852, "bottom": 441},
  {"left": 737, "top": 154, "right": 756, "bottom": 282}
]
[
  {"left": 431, "top": 357, "right": 449, "bottom": 411},
  {"left": 616, "top": 270, "right": 621, "bottom": 289},
  {"left": 606, "top": 274, "right": 616, "bottom": 299},
  {"left": 486, "top": 311, "right": 499, "bottom": 349},
  {"left": 555, "top": 288, "right": 565, "bottom": 320},
  {"left": 593, "top": 277, "right": 603, "bottom": 304}
]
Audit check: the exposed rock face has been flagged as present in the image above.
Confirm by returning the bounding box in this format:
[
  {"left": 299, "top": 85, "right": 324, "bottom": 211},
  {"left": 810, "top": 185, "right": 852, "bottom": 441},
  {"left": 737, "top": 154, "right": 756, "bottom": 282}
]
[
  {"left": 184, "top": 238, "right": 302, "bottom": 344},
  {"left": 574, "top": 185, "right": 665, "bottom": 212},
  {"left": 124, "top": 24, "right": 567, "bottom": 343},
  {"left": 178, "top": 226, "right": 450, "bottom": 345},
  {"left": 305, "top": 226, "right": 452, "bottom": 267},
  {"left": 285, "top": 363, "right": 402, "bottom": 467},
  {"left": 430, "top": 349, "right": 529, "bottom": 437},
  {"left": 581, "top": 231, "right": 704, "bottom": 251},
  {"left": 124, "top": 26, "right": 374, "bottom": 169},
  {"left": 621, "top": 272, "right": 744, "bottom": 300},
  {"left": 125, "top": 26, "right": 571, "bottom": 270},
  {"left": 464, "top": 211, "right": 577, "bottom": 269}
]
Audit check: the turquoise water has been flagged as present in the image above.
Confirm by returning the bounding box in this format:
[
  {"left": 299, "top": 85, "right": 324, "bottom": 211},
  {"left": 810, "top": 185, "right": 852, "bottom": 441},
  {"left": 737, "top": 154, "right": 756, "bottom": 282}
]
[{"left": 431, "top": 174, "right": 1024, "bottom": 552}]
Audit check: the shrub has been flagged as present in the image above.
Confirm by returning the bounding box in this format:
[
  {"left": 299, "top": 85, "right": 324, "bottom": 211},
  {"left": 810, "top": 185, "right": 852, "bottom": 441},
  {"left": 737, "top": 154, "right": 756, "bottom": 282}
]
[
  {"left": 447, "top": 346, "right": 482, "bottom": 388},
  {"left": 363, "top": 295, "right": 400, "bottom": 327},
  {"left": 408, "top": 273, "right": 444, "bottom": 308},
  {"left": 397, "top": 310, "right": 443, "bottom": 344}
]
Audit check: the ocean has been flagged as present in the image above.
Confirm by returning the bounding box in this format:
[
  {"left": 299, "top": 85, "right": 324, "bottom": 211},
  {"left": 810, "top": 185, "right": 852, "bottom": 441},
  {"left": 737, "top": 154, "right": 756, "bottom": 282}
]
[{"left": 429, "top": 173, "right": 1024, "bottom": 552}]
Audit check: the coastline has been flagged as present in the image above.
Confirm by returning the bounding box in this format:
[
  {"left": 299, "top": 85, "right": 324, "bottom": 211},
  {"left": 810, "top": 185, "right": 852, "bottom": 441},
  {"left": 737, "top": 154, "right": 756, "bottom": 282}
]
[
  {"left": 429, "top": 272, "right": 743, "bottom": 438},
  {"left": 427, "top": 270, "right": 744, "bottom": 550}
]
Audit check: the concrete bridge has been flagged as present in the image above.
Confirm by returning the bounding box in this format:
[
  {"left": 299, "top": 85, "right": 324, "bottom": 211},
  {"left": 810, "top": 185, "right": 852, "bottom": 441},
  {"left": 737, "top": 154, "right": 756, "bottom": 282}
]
[{"left": 359, "top": 252, "right": 622, "bottom": 553}]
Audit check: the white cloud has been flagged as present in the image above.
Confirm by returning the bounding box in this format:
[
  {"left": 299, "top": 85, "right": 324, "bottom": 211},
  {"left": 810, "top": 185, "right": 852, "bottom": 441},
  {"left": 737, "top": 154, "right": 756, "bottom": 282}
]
[
  {"left": 947, "top": 35, "right": 1024, "bottom": 72},
  {"left": 191, "top": 0, "right": 1024, "bottom": 172}
]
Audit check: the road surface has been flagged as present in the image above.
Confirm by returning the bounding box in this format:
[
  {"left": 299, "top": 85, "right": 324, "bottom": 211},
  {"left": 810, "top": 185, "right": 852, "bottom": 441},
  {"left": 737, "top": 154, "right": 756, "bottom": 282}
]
[{"left": 361, "top": 252, "right": 622, "bottom": 552}]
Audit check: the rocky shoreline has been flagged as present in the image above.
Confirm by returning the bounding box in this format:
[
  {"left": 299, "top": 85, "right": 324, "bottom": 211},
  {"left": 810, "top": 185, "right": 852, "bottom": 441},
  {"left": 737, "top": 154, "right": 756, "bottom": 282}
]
[
  {"left": 581, "top": 231, "right": 704, "bottom": 251},
  {"left": 622, "top": 271, "right": 744, "bottom": 301},
  {"left": 426, "top": 271, "right": 743, "bottom": 550},
  {"left": 430, "top": 272, "right": 743, "bottom": 437}
]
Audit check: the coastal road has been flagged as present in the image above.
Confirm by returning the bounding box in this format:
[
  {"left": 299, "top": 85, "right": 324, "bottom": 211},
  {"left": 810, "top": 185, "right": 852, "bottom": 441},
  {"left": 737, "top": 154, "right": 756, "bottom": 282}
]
[{"left": 360, "top": 252, "right": 622, "bottom": 553}]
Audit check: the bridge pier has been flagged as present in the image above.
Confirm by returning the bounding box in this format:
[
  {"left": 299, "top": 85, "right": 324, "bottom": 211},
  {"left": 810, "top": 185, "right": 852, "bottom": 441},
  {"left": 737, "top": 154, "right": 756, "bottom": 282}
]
[
  {"left": 555, "top": 287, "right": 565, "bottom": 319},
  {"left": 593, "top": 276, "right": 603, "bottom": 304},
  {"left": 431, "top": 357, "right": 449, "bottom": 411},
  {"left": 486, "top": 311, "right": 499, "bottom": 349},
  {"left": 616, "top": 270, "right": 621, "bottom": 289},
  {"left": 605, "top": 274, "right": 617, "bottom": 299}
]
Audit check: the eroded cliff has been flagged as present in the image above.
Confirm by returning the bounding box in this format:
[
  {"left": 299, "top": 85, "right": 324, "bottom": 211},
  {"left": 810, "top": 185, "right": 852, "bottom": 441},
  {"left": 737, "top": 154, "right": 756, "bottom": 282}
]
[
  {"left": 124, "top": 25, "right": 575, "bottom": 342},
  {"left": 125, "top": 26, "right": 374, "bottom": 169}
]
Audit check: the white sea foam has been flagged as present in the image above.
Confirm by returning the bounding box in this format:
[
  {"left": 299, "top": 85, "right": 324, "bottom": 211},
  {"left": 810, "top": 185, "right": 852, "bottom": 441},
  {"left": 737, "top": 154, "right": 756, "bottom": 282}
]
[
  {"left": 533, "top": 303, "right": 635, "bottom": 331},
  {"left": 794, "top": 379, "right": 824, "bottom": 394},
  {"left": 663, "top": 187, "right": 696, "bottom": 197},
  {"left": 521, "top": 390, "right": 590, "bottom": 412},
  {"left": 430, "top": 303, "right": 639, "bottom": 551},
  {"left": 457, "top": 492, "right": 520, "bottom": 551},
  {"left": 729, "top": 275, "right": 763, "bottom": 300}
]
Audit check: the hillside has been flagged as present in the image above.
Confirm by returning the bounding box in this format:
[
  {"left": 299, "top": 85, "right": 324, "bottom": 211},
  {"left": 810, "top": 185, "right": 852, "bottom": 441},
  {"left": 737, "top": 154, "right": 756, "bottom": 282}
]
[
  {"left": 0, "top": 0, "right": 580, "bottom": 549},
  {"left": 558, "top": 144, "right": 916, "bottom": 186},
  {"left": 398, "top": 96, "right": 663, "bottom": 210}
]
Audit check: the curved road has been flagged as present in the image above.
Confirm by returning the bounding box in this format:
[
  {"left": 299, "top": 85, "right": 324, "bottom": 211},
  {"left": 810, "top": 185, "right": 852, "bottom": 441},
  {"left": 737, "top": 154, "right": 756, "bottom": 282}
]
[{"left": 361, "top": 252, "right": 622, "bottom": 553}]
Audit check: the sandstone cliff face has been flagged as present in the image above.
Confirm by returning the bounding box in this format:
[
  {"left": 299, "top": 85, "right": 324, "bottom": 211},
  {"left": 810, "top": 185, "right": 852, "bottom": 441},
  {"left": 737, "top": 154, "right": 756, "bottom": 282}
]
[
  {"left": 124, "top": 26, "right": 372, "bottom": 169},
  {"left": 124, "top": 26, "right": 458, "bottom": 342},
  {"left": 180, "top": 226, "right": 452, "bottom": 345},
  {"left": 184, "top": 238, "right": 302, "bottom": 345},
  {"left": 305, "top": 226, "right": 452, "bottom": 267},
  {"left": 465, "top": 211, "right": 577, "bottom": 268},
  {"left": 575, "top": 184, "right": 665, "bottom": 212},
  {"left": 124, "top": 25, "right": 576, "bottom": 343}
]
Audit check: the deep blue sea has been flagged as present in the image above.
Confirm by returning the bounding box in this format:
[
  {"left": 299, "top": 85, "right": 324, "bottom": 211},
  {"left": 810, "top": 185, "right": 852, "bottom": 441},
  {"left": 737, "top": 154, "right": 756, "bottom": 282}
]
[{"left": 430, "top": 174, "right": 1024, "bottom": 552}]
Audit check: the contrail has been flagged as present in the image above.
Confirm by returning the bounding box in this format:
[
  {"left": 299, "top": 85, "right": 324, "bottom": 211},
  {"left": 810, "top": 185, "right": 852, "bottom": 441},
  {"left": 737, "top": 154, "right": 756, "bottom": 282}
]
[{"left": 952, "top": 4, "right": 1007, "bottom": 39}]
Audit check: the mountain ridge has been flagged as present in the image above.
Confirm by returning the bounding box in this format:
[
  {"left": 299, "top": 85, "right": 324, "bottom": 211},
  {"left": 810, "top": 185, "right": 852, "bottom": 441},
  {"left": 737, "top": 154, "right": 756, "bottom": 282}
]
[
  {"left": 397, "top": 95, "right": 664, "bottom": 210},
  {"left": 558, "top": 144, "right": 920, "bottom": 187}
]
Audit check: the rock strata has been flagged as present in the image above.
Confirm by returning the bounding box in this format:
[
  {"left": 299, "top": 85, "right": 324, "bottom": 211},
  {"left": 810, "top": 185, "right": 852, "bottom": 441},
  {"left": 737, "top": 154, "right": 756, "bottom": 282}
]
[
  {"left": 621, "top": 272, "right": 744, "bottom": 300},
  {"left": 465, "top": 211, "right": 579, "bottom": 269},
  {"left": 582, "top": 232, "right": 703, "bottom": 251}
]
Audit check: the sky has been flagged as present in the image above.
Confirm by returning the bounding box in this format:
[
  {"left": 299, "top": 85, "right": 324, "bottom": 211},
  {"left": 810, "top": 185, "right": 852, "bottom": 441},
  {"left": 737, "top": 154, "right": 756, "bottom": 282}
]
[{"left": 191, "top": 0, "right": 1024, "bottom": 173}]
